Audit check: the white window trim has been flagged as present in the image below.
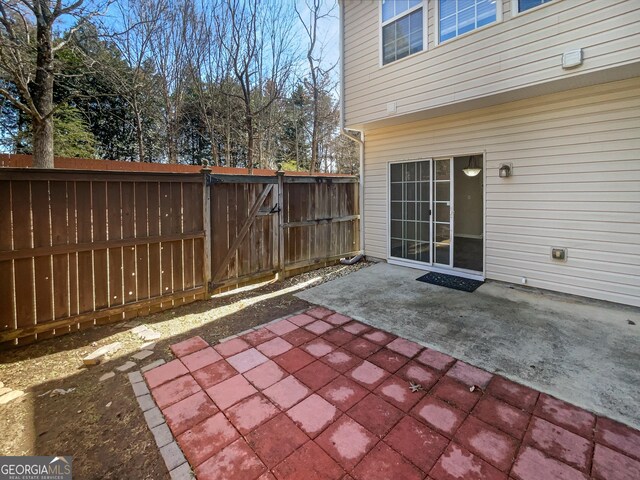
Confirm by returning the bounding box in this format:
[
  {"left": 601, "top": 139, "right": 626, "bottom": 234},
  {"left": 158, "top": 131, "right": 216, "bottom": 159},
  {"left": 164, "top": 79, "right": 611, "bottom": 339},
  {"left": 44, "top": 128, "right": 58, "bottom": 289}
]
[
  {"left": 511, "top": 0, "right": 557, "bottom": 18},
  {"left": 434, "top": 0, "right": 503, "bottom": 47},
  {"left": 379, "top": 1, "right": 427, "bottom": 68}
]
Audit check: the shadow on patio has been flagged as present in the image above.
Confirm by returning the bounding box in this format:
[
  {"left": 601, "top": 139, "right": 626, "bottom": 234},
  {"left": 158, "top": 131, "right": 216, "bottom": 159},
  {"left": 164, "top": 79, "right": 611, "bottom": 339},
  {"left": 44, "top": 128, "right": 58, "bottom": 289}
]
[{"left": 0, "top": 263, "right": 365, "bottom": 479}]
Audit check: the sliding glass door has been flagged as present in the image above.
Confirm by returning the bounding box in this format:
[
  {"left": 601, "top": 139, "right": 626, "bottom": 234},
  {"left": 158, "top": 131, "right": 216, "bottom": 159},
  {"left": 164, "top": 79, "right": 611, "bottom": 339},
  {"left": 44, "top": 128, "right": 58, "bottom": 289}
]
[
  {"left": 389, "top": 156, "right": 483, "bottom": 276},
  {"left": 389, "top": 158, "right": 453, "bottom": 267},
  {"left": 389, "top": 160, "right": 432, "bottom": 263}
]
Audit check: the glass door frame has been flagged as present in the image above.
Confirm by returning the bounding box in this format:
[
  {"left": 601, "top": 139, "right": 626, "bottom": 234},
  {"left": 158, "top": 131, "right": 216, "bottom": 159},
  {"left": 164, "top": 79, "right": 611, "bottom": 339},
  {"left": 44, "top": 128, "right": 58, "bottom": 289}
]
[
  {"left": 387, "top": 158, "right": 433, "bottom": 267},
  {"left": 432, "top": 157, "right": 454, "bottom": 269},
  {"left": 387, "top": 155, "right": 485, "bottom": 281}
]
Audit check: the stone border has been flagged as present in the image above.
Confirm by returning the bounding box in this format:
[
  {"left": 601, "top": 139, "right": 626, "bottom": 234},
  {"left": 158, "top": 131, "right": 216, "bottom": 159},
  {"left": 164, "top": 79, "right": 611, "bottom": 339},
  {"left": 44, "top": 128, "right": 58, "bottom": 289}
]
[{"left": 128, "top": 370, "right": 194, "bottom": 480}]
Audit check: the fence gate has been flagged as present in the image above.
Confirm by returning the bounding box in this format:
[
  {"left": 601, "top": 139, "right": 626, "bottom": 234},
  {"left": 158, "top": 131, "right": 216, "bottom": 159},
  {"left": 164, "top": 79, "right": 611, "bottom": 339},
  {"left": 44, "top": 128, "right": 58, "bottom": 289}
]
[
  {"left": 207, "top": 174, "right": 281, "bottom": 291},
  {"left": 205, "top": 172, "right": 361, "bottom": 293}
]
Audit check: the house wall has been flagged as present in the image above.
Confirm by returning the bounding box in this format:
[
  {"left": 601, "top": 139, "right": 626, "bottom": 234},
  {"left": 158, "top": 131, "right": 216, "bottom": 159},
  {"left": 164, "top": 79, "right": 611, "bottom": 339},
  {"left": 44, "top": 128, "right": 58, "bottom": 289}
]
[
  {"left": 343, "top": 0, "right": 640, "bottom": 129},
  {"left": 362, "top": 77, "right": 640, "bottom": 307}
]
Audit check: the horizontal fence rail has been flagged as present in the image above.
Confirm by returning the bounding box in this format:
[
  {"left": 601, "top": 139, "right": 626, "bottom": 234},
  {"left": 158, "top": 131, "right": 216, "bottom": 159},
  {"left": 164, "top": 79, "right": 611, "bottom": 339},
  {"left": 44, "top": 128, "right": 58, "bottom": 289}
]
[
  {"left": 0, "top": 169, "right": 206, "bottom": 345},
  {"left": 0, "top": 167, "right": 359, "bottom": 346}
]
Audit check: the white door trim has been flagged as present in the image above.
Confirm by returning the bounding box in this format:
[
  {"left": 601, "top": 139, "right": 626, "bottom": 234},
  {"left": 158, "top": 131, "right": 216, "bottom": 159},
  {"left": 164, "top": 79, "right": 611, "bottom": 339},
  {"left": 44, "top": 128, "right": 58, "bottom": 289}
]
[{"left": 386, "top": 153, "right": 486, "bottom": 282}]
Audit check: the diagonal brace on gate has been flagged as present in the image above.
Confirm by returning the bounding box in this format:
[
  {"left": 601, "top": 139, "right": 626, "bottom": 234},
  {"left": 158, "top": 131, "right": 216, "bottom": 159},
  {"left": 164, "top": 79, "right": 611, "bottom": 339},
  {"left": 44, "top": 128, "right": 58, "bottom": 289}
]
[{"left": 210, "top": 184, "right": 275, "bottom": 287}]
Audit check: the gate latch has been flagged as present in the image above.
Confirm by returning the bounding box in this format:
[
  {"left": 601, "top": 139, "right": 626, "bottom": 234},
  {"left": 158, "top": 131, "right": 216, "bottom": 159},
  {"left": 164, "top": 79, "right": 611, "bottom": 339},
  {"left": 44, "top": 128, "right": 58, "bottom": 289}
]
[
  {"left": 258, "top": 203, "right": 281, "bottom": 216},
  {"left": 269, "top": 203, "right": 281, "bottom": 214}
]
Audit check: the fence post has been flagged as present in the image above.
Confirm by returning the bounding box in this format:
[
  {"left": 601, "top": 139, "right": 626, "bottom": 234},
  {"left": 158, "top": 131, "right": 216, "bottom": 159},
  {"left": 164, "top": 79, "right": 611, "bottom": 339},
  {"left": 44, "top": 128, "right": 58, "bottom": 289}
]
[
  {"left": 201, "top": 166, "right": 212, "bottom": 295},
  {"left": 276, "top": 169, "right": 286, "bottom": 281}
]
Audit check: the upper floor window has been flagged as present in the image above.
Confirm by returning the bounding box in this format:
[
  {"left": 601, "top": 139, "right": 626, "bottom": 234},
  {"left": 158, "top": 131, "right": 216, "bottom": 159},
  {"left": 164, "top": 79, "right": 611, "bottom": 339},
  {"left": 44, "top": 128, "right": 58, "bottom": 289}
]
[
  {"left": 517, "top": 0, "right": 552, "bottom": 13},
  {"left": 382, "top": 0, "right": 424, "bottom": 65},
  {"left": 438, "top": 0, "right": 497, "bottom": 43}
]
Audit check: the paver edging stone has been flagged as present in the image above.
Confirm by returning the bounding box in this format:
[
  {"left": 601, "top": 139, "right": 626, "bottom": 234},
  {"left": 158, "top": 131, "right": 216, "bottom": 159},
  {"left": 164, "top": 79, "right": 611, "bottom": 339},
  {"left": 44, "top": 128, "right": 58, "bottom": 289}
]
[{"left": 129, "top": 369, "right": 194, "bottom": 479}]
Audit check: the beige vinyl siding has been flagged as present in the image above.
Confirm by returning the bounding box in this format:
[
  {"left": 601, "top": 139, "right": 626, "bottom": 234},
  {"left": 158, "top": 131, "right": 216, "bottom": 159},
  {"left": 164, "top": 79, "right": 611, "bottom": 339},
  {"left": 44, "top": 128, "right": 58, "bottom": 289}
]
[
  {"left": 362, "top": 78, "right": 640, "bottom": 306},
  {"left": 343, "top": 0, "right": 640, "bottom": 128}
]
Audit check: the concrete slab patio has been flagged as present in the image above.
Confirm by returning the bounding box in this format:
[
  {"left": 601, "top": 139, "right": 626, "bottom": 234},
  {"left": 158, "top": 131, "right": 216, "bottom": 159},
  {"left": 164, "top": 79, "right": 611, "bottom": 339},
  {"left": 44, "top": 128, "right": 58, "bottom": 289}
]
[
  {"left": 295, "top": 263, "right": 640, "bottom": 430},
  {"left": 137, "top": 306, "right": 640, "bottom": 480}
]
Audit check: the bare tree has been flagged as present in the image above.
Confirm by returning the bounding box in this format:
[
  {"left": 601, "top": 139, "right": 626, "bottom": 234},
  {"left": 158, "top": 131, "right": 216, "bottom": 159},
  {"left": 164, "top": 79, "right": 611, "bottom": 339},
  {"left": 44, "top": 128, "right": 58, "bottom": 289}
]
[
  {"left": 219, "top": 0, "right": 295, "bottom": 173},
  {"left": 104, "top": 0, "right": 167, "bottom": 162},
  {"left": 0, "top": 0, "right": 103, "bottom": 168},
  {"left": 295, "top": 0, "right": 336, "bottom": 173},
  {"left": 334, "top": 129, "right": 359, "bottom": 174},
  {"left": 187, "top": 0, "right": 226, "bottom": 166},
  {"left": 149, "top": 0, "right": 195, "bottom": 164}
]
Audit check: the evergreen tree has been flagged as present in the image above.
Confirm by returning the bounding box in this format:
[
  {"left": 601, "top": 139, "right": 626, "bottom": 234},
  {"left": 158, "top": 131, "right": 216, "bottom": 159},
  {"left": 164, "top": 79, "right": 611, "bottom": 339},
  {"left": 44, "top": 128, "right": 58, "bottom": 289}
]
[{"left": 52, "top": 104, "right": 96, "bottom": 157}]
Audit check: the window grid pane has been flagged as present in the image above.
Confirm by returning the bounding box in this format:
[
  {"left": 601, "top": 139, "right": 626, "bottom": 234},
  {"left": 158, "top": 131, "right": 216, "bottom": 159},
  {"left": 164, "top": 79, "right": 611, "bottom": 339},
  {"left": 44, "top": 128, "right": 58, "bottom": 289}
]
[
  {"left": 390, "top": 161, "right": 430, "bottom": 262},
  {"left": 382, "top": 8, "right": 423, "bottom": 65},
  {"left": 438, "top": 0, "right": 497, "bottom": 43},
  {"left": 519, "top": 0, "right": 551, "bottom": 13},
  {"left": 382, "top": 0, "right": 395, "bottom": 21},
  {"left": 383, "top": 0, "right": 422, "bottom": 22}
]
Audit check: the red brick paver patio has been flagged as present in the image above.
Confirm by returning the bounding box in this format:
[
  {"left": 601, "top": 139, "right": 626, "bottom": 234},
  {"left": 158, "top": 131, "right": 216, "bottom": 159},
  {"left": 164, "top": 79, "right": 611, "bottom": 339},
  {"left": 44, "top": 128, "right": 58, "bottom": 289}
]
[{"left": 143, "top": 307, "right": 640, "bottom": 480}]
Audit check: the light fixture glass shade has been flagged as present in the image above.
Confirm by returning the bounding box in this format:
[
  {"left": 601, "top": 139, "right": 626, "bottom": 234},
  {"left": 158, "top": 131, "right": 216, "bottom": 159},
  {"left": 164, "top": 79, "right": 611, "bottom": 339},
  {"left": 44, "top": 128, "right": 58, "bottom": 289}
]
[
  {"left": 463, "top": 167, "right": 482, "bottom": 177},
  {"left": 463, "top": 155, "right": 482, "bottom": 177}
]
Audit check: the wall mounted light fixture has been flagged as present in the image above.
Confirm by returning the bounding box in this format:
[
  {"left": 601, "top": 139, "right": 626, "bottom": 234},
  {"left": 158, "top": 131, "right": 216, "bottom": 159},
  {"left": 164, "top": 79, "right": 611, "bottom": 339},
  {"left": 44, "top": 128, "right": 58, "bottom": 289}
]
[{"left": 498, "top": 163, "right": 512, "bottom": 178}]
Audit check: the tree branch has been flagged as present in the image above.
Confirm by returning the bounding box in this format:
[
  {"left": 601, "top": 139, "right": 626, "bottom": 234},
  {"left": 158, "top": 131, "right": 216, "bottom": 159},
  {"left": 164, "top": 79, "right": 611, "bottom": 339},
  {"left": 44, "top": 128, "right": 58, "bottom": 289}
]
[{"left": 0, "top": 86, "right": 33, "bottom": 116}]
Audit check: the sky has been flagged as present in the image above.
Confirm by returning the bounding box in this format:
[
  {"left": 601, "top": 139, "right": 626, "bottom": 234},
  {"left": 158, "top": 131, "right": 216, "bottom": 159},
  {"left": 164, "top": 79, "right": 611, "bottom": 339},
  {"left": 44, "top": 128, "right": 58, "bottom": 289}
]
[{"left": 56, "top": 0, "right": 342, "bottom": 75}]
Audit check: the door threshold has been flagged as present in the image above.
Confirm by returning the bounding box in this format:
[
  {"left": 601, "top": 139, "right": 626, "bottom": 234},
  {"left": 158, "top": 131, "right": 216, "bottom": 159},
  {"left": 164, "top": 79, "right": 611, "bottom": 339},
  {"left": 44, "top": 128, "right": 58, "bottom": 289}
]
[
  {"left": 388, "top": 258, "right": 485, "bottom": 281},
  {"left": 429, "top": 266, "right": 485, "bottom": 281}
]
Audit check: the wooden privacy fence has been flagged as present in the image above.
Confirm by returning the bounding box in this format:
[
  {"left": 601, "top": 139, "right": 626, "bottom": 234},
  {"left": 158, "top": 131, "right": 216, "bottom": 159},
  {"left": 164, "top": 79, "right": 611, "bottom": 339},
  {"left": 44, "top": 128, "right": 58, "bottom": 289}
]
[
  {"left": 0, "top": 169, "right": 206, "bottom": 346},
  {"left": 0, "top": 168, "right": 359, "bottom": 346}
]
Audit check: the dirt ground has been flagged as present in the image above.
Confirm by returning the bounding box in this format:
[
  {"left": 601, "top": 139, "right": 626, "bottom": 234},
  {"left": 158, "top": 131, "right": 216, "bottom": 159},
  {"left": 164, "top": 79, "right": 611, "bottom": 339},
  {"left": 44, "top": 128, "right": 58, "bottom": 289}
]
[{"left": 0, "top": 262, "right": 369, "bottom": 480}]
